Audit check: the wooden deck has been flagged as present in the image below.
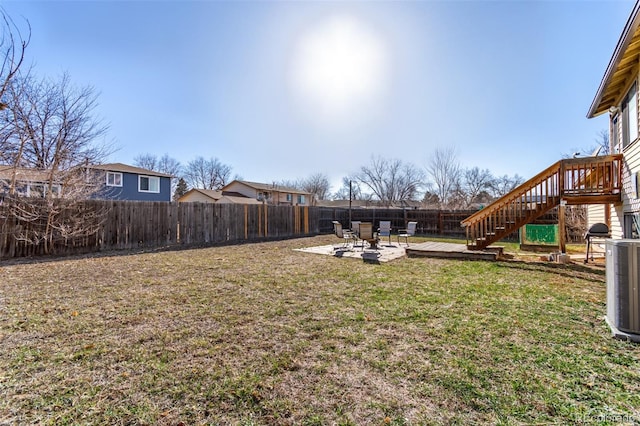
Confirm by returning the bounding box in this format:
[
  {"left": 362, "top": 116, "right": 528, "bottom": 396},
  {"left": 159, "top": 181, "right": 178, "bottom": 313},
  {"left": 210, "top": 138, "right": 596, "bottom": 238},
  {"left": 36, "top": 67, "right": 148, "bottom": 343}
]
[
  {"left": 461, "top": 154, "right": 623, "bottom": 250},
  {"left": 405, "top": 241, "right": 501, "bottom": 261}
]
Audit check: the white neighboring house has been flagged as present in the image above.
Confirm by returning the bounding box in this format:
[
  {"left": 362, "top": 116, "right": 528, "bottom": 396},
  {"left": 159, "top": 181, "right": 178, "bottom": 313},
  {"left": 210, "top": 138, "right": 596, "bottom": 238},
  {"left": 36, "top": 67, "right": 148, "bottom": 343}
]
[
  {"left": 220, "top": 180, "right": 312, "bottom": 206},
  {"left": 177, "top": 188, "right": 223, "bottom": 203},
  {"left": 588, "top": 1, "right": 640, "bottom": 239},
  {"left": 0, "top": 166, "right": 62, "bottom": 200}
]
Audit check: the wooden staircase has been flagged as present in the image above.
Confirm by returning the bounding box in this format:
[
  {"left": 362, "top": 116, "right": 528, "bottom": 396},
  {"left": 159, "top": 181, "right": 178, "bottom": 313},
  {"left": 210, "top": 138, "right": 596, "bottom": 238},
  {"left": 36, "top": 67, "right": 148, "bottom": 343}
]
[{"left": 461, "top": 154, "right": 623, "bottom": 250}]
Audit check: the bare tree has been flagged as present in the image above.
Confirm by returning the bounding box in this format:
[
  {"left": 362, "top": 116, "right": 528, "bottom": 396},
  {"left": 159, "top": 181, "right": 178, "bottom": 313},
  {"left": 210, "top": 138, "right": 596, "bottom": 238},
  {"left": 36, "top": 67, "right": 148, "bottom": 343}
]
[
  {"left": 565, "top": 129, "right": 611, "bottom": 160},
  {"left": 4, "top": 72, "right": 110, "bottom": 173},
  {"left": 184, "top": 156, "right": 232, "bottom": 190},
  {"left": 134, "top": 152, "right": 182, "bottom": 195},
  {"left": 133, "top": 153, "right": 158, "bottom": 171},
  {"left": 425, "top": 147, "right": 461, "bottom": 209},
  {"left": 565, "top": 205, "right": 587, "bottom": 242},
  {"left": 301, "top": 173, "right": 331, "bottom": 201},
  {"left": 134, "top": 153, "right": 182, "bottom": 176},
  {"left": 421, "top": 190, "right": 439, "bottom": 207},
  {"left": 0, "top": 11, "right": 114, "bottom": 254},
  {"left": 595, "top": 129, "right": 610, "bottom": 155},
  {"left": 1, "top": 72, "right": 112, "bottom": 253},
  {"left": 0, "top": 8, "right": 29, "bottom": 103},
  {"left": 333, "top": 176, "right": 364, "bottom": 200},
  {"left": 277, "top": 173, "right": 332, "bottom": 204},
  {"left": 356, "top": 156, "right": 424, "bottom": 206},
  {"left": 157, "top": 154, "right": 181, "bottom": 177},
  {"left": 460, "top": 167, "right": 494, "bottom": 208},
  {"left": 0, "top": 9, "right": 30, "bottom": 175},
  {"left": 489, "top": 174, "right": 524, "bottom": 198},
  {"left": 6, "top": 170, "right": 108, "bottom": 253},
  {"left": 276, "top": 179, "right": 302, "bottom": 190}
]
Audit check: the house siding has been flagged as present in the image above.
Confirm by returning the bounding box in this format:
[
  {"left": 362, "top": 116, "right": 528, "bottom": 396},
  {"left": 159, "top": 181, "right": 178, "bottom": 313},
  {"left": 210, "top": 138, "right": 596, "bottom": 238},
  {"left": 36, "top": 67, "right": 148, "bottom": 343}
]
[
  {"left": 587, "top": 4, "right": 640, "bottom": 239},
  {"left": 587, "top": 204, "right": 606, "bottom": 226},
  {"left": 223, "top": 182, "right": 259, "bottom": 199},
  {"left": 611, "top": 205, "right": 624, "bottom": 239},
  {"left": 616, "top": 136, "right": 640, "bottom": 238},
  {"left": 621, "top": 140, "right": 640, "bottom": 213},
  {"left": 221, "top": 181, "right": 309, "bottom": 205},
  {"left": 588, "top": 72, "right": 640, "bottom": 238},
  {"left": 217, "top": 196, "right": 262, "bottom": 205},
  {"left": 179, "top": 191, "right": 217, "bottom": 203},
  {"left": 97, "top": 172, "right": 171, "bottom": 202},
  {"left": 273, "top": 191, "right": 297, "bottom": 205},
  {"left": 612, "top": 75, "right": 640, "bottom": 237}
]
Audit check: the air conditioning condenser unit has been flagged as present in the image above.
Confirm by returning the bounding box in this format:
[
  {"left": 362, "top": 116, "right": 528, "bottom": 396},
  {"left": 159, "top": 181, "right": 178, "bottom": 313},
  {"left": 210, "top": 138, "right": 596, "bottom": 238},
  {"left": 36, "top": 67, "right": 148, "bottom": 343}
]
[{"left": 605, "top": 239, "right": 640, "bottom": 342}]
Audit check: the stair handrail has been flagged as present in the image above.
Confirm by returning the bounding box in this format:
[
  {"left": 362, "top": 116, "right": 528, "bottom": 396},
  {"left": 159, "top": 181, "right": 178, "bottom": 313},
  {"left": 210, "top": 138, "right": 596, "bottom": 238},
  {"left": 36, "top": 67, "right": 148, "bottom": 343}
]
[
  {"left": 461, "top": 154, "right": 623, "bottom": 228},
  {"left": 461, "top": 160, "right": 562, "bottom": 227}
]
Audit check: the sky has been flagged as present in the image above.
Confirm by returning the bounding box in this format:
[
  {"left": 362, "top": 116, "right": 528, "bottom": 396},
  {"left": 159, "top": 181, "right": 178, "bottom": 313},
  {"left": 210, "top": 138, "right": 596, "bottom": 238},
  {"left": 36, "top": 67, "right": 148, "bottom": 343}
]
[{"left": 1, "top": 0, "right": 636, "bottom": 194}]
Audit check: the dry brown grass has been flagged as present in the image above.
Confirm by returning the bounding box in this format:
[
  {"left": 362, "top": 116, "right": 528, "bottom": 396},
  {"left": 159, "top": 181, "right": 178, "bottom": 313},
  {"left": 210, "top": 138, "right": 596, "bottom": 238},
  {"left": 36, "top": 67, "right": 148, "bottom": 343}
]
[{"left": 1, "top": 235, "right": 638, "bottom": 425}]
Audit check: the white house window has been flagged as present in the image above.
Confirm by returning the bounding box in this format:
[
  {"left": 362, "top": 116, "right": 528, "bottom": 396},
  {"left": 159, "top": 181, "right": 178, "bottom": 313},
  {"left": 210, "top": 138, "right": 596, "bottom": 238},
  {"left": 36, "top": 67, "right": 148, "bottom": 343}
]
[
  {"left": 106, "top": 172, "right": 122, "bottom": 187},
  {"left": 612, "top": 113, "right": 620, "bottom": 153},
  {"left": 624, "top": 213, "right": 640, "bottom": 239},
  {"left": 622, "top": 82, "right": 638, "bottom": 149},
  {"left": 297, "top": 194, "right": 306, "bottom": 204},
  {"left": 26, "top": 183, "right": 60, "bottom": 198},
  {"left": 28, "top": 184, "right": 45, "bottom": 198},
  {"left": 139, "top": 175, "right": 160, "bottom": 193},
  {"left": 286, "top": 193, "right": 292, "bottom": 202}
]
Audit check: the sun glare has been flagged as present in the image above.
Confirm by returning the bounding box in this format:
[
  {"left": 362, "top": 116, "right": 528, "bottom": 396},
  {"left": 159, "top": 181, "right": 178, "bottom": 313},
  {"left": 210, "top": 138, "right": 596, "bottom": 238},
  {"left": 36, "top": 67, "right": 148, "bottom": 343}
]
[{"left": 291, "top": 15, "right": 388, "bottom": 124}]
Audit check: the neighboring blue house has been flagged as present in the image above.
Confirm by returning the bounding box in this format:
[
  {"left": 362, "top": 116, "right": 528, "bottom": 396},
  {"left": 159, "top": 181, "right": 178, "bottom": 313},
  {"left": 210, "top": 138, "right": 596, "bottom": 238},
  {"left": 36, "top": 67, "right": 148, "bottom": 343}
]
[{"left": 87, "top": 163, "right": 172, "bottom": 202}]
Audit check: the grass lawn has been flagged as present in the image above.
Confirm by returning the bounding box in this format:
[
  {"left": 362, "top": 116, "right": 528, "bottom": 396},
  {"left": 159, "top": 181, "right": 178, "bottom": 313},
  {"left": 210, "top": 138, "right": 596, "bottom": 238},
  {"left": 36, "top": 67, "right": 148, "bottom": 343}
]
[{"left": 1, "top": 235, "right": 638, "bottom": 425}]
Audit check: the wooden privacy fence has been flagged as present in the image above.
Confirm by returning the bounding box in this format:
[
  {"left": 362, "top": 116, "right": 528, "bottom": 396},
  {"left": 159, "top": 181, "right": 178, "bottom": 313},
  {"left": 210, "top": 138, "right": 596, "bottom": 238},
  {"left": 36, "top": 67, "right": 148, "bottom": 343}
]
[
  {"left": 0, "top": 200, "right": 317, "bottom": 259},
  {"left": 320, "top": 208, "right": 481, "bottom": 237},
  {"left": 0, "top": 200, "right": 586, "bottom": 260},
  {"left": 320, "top": 206, "right": 586, "bottom": 242}
]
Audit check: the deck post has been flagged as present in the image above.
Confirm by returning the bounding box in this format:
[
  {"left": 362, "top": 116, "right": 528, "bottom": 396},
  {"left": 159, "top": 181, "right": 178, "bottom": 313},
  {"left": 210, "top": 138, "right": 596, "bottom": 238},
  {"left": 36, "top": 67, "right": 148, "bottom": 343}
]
[{"left": 558, "top": 199, "right": 566, "bottom": 253}]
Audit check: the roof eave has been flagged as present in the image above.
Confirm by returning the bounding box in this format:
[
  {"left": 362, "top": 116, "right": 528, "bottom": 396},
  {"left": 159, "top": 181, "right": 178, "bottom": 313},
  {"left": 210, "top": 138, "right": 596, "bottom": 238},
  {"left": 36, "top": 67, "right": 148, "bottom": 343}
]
[
  {"left": 588, "top": 1, "right": 640, "bottom": 118},
  {"left": 231, "top": 180, "right": 311, "bottom": 195}
]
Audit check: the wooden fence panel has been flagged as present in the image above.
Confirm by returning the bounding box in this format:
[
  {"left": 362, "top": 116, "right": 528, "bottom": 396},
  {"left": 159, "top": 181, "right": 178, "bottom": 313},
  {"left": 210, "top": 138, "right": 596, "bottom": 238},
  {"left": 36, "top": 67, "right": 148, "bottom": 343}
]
[
  {"left": 320, "top": 207, "right": 581, "bottom": 242},
  {"left": 178, "top": 202, "right": 192, "bottom": 245},
  {"left": 321, "top": 208, "right": 469, "bottom": 235},
  {"left": 0, "top": 200, "right": 582, "bottom": 260}
]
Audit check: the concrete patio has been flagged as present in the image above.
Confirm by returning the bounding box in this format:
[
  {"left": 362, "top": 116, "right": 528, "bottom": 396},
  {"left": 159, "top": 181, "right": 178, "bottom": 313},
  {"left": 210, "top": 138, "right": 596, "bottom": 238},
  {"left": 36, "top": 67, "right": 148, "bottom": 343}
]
[{"left": 295, "top": 242, "right": 407, "bottom": 263}]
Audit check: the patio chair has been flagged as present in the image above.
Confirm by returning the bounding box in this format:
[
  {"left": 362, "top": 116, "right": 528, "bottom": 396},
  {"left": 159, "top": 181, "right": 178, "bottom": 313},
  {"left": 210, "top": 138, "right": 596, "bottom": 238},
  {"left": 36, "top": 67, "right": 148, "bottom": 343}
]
[
  {"left": 377, "top": 221, "right": 392, "bottom": 246},
  {"left": 397, "top": 221, "right": 417, "bottom": 246},
  {"left": 350, "top": 221, "right": 362, "bottom": 247},
  {"left": 358, "top": 222, "right": 378, "bottom": 252},
  {"left": 350, "top": 221, "right": 361, "bottom": 234},
  {"left": 333, "top": 221, "right": 354, "bottom": 250}
]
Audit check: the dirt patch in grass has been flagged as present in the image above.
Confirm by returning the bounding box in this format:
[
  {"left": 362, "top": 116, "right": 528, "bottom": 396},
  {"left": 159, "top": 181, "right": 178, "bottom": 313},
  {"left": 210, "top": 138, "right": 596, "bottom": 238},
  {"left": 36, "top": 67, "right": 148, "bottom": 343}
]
[{"left": 1, "top": 235, "right": 638, "bottom": 425}]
